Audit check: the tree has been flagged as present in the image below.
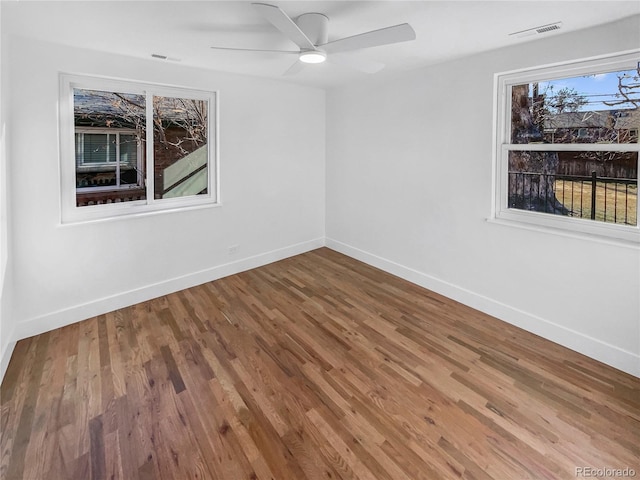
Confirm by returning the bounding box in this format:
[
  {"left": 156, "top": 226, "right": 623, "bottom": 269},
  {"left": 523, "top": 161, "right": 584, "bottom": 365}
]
[
  {"left": 74, "top": 90, "right": 208, "bottom": 155},
  {"left": 152, "top": 96, "right": 208, "bottom": 155},
  {"left": 579, "top": 66, "right": 640, "bottom": 176},
  {"left": 604, "top": 65, "right": 640, "bottom": 109},
  {"left": 508, "top": 84, "right": 568, "bottom": 214},
  {"left": 544, "top": 86, "right": 588, "bottom": 113}
]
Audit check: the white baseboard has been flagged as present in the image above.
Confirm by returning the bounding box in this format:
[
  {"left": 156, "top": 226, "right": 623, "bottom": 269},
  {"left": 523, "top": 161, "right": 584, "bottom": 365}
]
[
  {"left": 0, "top": 337, "right": 16, "bottom": 385},
  {"left": 325, "top": 237, "right": 640, "bottom": 378},
  {"left": 12, "top": 237, "right": 325, "bottom": 347}
]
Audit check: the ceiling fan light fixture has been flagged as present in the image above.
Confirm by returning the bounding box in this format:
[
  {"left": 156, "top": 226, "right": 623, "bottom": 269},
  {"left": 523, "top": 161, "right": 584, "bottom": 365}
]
[{"left": 299, "top": 50, "right": 326, "bottom": 64}]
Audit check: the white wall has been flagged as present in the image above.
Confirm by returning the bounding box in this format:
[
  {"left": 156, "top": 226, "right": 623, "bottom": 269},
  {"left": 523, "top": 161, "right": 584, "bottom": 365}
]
[
  {"left": 2, "top": 36, "right": 325, "bottom": 371},
  {"left": 326, "top": 16, "right": 640, "bottom": 376},
  {"left": 0, "top": 10, "right": 16, "bottom": 380}
]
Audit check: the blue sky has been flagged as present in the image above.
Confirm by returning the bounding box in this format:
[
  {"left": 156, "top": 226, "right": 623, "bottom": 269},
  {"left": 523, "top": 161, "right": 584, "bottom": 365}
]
[{"left": 538, "top": 68, "right": 639, "bottom": 111}]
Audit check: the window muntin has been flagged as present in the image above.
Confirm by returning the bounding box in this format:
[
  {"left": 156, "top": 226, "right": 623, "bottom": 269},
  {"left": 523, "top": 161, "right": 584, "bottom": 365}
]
[
  {"left": 60, "top": 75, "right": 218, "bottom": 222},
  {"left": 494, "top": 52, "right": 640, "bottom": 243}
]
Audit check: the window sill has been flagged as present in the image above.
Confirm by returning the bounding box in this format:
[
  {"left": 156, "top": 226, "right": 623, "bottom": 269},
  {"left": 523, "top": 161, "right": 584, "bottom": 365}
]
[
  {"left": 60, "top": 198, "right": 222, "bottom": 226},
  {"left": 486, "top": 215, "right": 640, "bottom": 249}
]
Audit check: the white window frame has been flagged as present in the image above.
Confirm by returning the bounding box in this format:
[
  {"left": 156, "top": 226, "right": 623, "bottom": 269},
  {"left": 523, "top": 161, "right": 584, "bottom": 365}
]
[
  {"left": 59, "top": 73, "right": 220, "bottom": 223},
  {"left": 492, "top": 50, "right": 640, "bottom": 245},
  {"left": 75, "top": 128, "right": 143, "bottom": 192}
]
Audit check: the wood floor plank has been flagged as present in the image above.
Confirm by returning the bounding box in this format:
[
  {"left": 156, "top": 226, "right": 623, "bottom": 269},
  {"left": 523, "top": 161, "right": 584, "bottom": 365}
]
[
  {"left": 114, "top": 395, "right": 145, "bottom": 480},
  {"left": 89, "top": 414, "right": 106, "bottom": 480},
  {"left": 22, "top": 327, "right": 71, "bottom": 479},
  {"left": 103, "top": 429, "right": 123, "bottom": 480},
  {"left": 3, "top": 334, "right": 50, "bottom": 480},
  {"left": 1, "top": 248, "right": 639, "bottom": 479},
  {"left": 306, "top": 407, "right": 380, "bottom": 480}
]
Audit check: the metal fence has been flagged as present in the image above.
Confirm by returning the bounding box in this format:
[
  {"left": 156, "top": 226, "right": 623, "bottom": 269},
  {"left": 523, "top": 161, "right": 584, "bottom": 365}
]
[{"left": 509, "top": 171, "right": 638, "bottom": 226}]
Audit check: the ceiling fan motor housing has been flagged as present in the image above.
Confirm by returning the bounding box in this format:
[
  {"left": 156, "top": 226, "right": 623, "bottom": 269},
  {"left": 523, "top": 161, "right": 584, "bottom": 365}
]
[{"left": 296, "top": 13, "right": 329, "bottom": 46}]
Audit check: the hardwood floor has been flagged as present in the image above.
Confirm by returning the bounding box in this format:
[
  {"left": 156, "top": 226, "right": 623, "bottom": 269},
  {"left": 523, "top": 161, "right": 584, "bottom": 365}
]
[{"left": 1, "top": 248, "right": 639, "bottom": 480}]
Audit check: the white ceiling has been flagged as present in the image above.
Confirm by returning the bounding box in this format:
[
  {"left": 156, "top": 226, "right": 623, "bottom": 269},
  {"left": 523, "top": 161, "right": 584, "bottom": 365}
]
[{"left": 3, "top": 1, "right": 640, "bottom": 89}]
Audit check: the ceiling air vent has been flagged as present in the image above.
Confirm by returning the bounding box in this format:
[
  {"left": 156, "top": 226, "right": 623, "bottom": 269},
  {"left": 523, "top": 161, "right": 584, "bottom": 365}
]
[
  {"left": 151, "top": 53, "right": 181, "bottom": 62},
  {"left": 509, "top": 22, "right": 563, "bottom": 38}
]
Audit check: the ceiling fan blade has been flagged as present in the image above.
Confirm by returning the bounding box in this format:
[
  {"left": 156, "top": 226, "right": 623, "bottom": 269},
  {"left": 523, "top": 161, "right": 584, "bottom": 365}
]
[
  {"left": 322, "top": 23, "right": 416, "bottom": 54},
  {"left": 283, "top": 60, "right": 305, "bottom": 76},
  {"left": 252, "top": 3, "right": 316, "bottom": 51},
  {"left": 328, "top": 53, "right": 385, "bottom": 74},
  {"left": 210, "top": 46, "right": 298, "bottom": 54}
]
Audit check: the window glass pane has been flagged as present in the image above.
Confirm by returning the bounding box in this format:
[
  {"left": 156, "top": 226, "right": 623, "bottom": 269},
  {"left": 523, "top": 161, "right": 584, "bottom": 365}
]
[
  {"left": 119, "top": 134, "right": 138, "bottom": 167},
  {"left": 80, "top": 133, "right": 112, "bottom": 163},
  {"left": 153, "top": 96, "right": 209, "bottom": 200},
  {"left": 73, "top": 88, "right": 146, "bottom": 206},
  {"left": 508, "top": 150, "right": 637, "bottom": 226},
  {"left": 510, "top": 69, "right": 639, "bottom": 145},
  {"left": 119, "top": 134, "right": 139, "bottom": 186}
]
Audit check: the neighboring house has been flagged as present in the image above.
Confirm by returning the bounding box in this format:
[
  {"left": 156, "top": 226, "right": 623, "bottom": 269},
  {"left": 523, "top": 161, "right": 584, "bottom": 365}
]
[
  {"left": 74, "top": 90, "right": 147, "bottom": 206},
  {"left": 614, "top": 107, "right": 640, "bottom": 142},
  {"left": 544, "top": 108, "right": 638, "bottom": 178},
  {"left": 543, "top": 108, "right": 638, "bottom": 144}
]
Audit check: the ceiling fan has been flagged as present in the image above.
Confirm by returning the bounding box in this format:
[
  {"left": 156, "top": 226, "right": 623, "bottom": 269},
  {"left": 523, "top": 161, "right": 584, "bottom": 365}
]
[{"left": 210, "top": 3, "right": 416, "bottom": 75}]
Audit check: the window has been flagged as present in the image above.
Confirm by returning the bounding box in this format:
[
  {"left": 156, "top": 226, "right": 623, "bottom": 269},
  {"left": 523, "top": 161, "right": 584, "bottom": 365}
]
[
  {"left": 493, "top": 51, "right": 639, "bottom": 243},
  {"left": 75, "top": 129, "right": 143, "bottom": 191},
  {"left": 60, "top": 74, "right": 218, "bottom": 222}
]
